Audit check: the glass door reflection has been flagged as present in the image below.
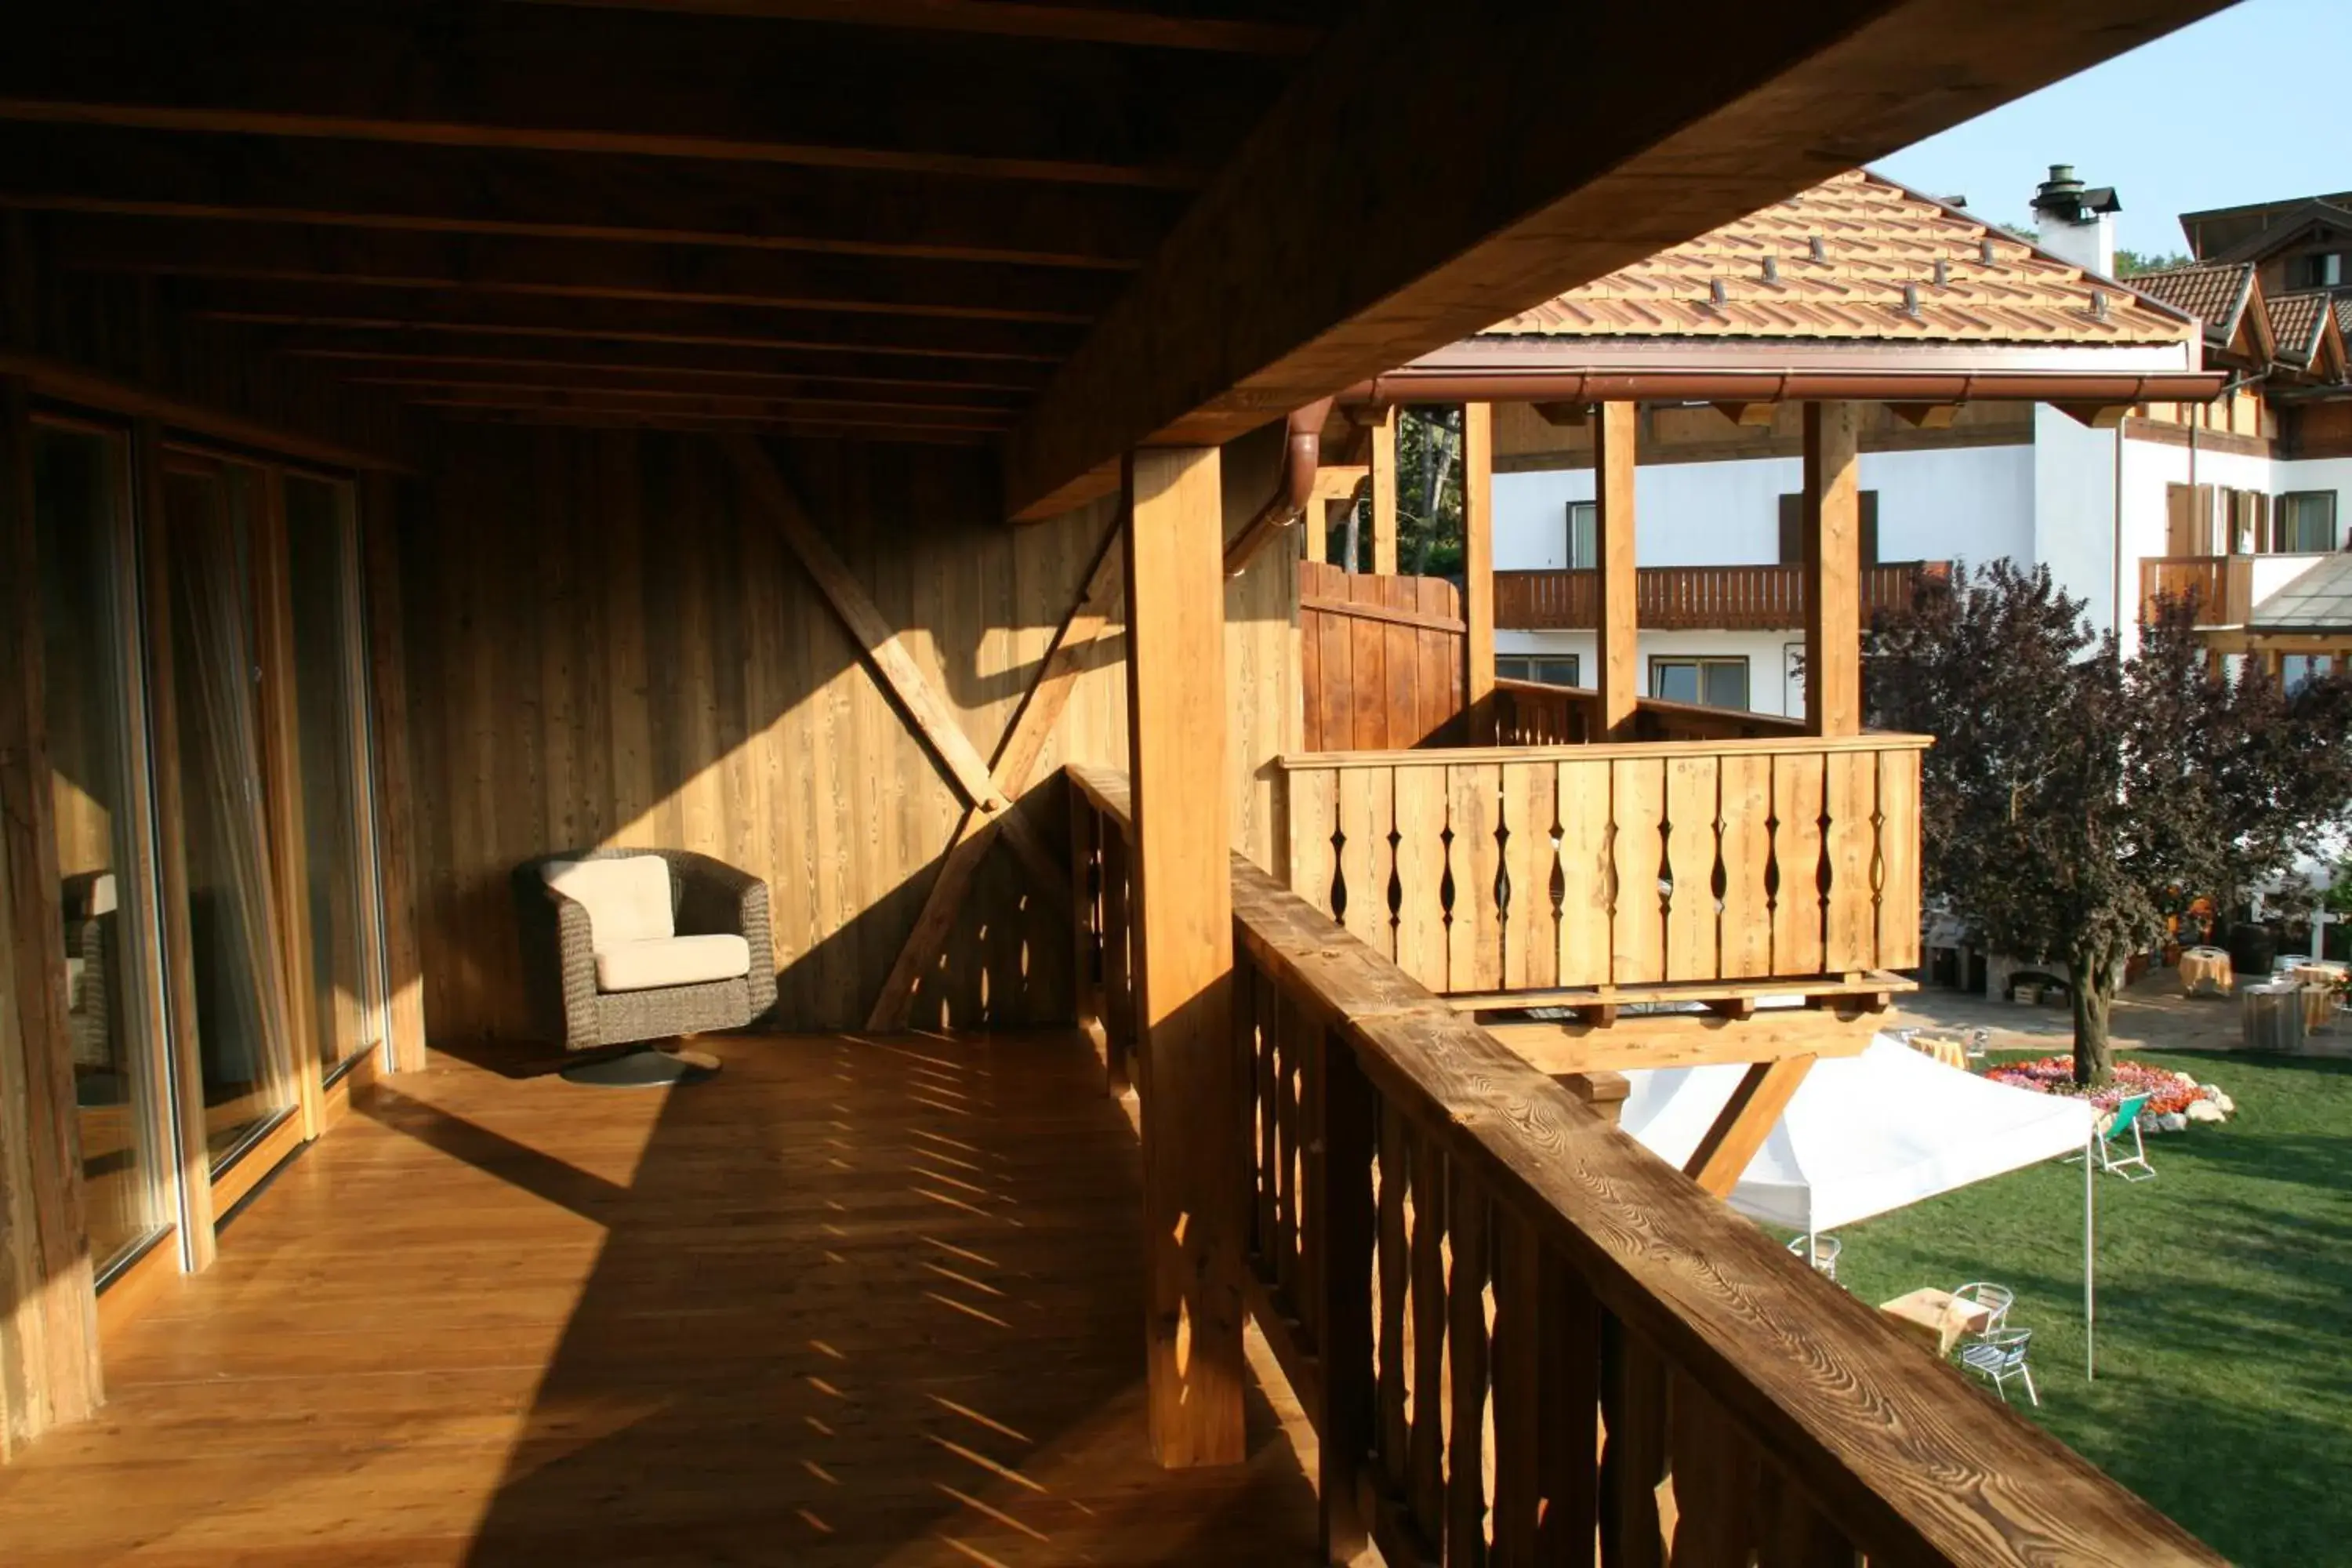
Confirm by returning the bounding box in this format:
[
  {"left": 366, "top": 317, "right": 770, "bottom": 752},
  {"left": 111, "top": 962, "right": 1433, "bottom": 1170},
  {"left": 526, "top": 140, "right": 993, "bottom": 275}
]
[
  {"left": 281, "top": 475, "right": 387, "bottom": 1081},
  {"left": 161, "top": 458, "right": 299, "bottom": 1170},
  {"left": 34, "top": 423, "right": 172, "bottom": 1276}
]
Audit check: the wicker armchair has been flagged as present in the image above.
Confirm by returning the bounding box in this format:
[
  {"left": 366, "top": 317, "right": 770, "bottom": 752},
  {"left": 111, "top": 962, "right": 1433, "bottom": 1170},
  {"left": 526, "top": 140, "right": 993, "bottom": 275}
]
[{"left": 513, "top": 849, "right": 775, "bottom": 1054}]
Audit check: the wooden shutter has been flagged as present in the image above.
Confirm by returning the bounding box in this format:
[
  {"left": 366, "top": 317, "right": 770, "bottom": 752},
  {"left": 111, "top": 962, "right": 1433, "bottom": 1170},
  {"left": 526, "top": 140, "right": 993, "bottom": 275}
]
[
  {"left": 2166, "top": 483, "right": 2196, "bottom": 555},
  {"left": 1777, "top": 492, "right": 1801, "bottom": 564},
  {"left": 1860, "top": 489, "right": 1880, "bottom": 567}
]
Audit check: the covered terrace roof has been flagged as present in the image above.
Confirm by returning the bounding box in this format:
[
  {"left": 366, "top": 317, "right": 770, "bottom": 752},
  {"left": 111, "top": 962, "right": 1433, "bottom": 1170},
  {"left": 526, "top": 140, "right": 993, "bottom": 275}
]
[{"left": 1353, "top": 169, "right": 2224, "bottom": 407}]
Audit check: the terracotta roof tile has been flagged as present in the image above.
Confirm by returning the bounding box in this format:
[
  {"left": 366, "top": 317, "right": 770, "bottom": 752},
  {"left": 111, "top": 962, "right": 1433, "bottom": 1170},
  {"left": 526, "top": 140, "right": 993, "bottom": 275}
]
[
  {"left": 1479, "top": 170, "right": 2197, "bottom": 347},
  {"left": 2125, "top": 262, "right": 2255, "bottom": 347},
  {"left": 2267, "top": 290, "right": 2333, "bottom": 366}
]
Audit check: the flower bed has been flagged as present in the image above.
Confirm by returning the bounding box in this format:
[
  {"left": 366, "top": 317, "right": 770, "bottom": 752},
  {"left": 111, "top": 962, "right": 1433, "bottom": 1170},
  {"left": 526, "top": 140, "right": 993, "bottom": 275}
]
[{"left": 1985, "top": 1055, "right": 2233, "bottom": 1127}]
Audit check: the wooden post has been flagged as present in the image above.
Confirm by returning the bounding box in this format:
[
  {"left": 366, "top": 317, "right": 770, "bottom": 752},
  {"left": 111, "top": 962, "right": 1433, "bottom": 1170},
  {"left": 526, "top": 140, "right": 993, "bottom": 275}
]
[
  {"left": 1683, "top": 1056, "right": 1816, "bottom": 1196},
  {"left": 1123, "top": 445, "right": 1246, "bottom": 1468},
  {"left": 1595, "top": 401, "right": 1639, "bottom": 737},
  {"left": 0, "top": 376, "right": 103, "bottom": 1452},
  {"left": 1367, "top": 405, "right": 1398, "bottom": 575},
  {"left": 1802, "top": 402, "right": 1863, "bottom": 737},
  {"left": 1463, "top": 401, "right": 1496, "bottom": 743},
  {"left": 359, "top": 474, "right": 429, "bottom": 1073}
]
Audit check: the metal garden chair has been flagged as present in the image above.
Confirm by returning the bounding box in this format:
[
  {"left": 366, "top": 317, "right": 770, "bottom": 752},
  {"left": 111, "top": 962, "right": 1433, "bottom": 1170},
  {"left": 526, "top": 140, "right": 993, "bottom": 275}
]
[
  {"left": 1957, "top": 1327, "right": 2039, "bottom": 1406},
  {"left": 1949, "top": 1281, "right": 2015, "bottom": 1338},
  {"left": 1787, "top": 1233, "right": 1842, "bottom": 1281}
]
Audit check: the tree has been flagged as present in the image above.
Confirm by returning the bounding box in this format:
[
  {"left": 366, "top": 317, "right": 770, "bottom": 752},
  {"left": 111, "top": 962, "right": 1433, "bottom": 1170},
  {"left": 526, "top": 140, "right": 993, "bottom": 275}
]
[
  {"left": 2114, "top": 248, "right": 2190, "bottom": 277},
  {"left": 1867, "top": 561, "right": 2352, "bottom": 1086},
  {"left": 1331, "top": 406, "right": 1464, "bottom": 573}
]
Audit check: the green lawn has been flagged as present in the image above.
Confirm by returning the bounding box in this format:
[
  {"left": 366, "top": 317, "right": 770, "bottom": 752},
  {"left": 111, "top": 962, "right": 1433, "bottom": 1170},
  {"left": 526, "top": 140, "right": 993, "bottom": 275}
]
[{"left": 1809, "top": 1051, "right": 2352, "bottom": 1566}]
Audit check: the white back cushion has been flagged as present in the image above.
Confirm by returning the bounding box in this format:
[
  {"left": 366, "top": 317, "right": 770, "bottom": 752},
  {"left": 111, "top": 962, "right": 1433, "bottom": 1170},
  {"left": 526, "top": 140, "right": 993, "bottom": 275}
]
[{"left": 541, "top": 856, "right": 673, "bottom": 951}]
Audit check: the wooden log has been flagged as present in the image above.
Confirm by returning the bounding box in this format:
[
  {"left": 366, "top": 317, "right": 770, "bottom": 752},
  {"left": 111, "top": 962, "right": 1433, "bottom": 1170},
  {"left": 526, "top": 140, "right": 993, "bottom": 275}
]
[{"left": 1123, "top": 445, "right": 1245, "bottom": 1468}]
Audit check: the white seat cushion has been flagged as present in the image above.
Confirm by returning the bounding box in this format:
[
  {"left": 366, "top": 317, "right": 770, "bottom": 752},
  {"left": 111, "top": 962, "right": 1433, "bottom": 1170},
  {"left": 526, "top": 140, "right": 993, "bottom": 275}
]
[
  {"left": 542, "top": 856, "right": 673, "bottom": 949},
  {"left": 594, "top": 934, "right": 752, "bottom": 993}
]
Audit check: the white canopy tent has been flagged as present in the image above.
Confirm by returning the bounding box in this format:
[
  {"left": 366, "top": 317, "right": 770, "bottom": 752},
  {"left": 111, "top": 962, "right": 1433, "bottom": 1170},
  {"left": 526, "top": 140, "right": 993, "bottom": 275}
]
[{"left": 1617, "top": 1036, "right": 2104, "bottom": 1371}]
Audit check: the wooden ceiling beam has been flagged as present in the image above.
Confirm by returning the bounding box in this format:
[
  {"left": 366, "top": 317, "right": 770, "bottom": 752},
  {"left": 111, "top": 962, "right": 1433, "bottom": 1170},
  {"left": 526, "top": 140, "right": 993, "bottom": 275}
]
[
  {"left": 425, "top": 405, "right": 993, "bottom": 442},
  {"left": 0, "top": 2, "right": 1290, "bottom": 187},
  {"left": 333, "top": 359, "right": 1031, "bottom": 410},
  {"left": 172, "top": 280, "right": 1083, "bottom": 364},
  {"left": 0, "top": 123, "right": 1176, "bottom": 270},
  {"left": 404, "top": 383, "right": 1014, "bottom": 428},
  {"left": 1003, "top": 0, "right": 2235, "bottom": 520},
  {"left": 265, "top": 332, "right": 1051, "bottom": 394},
  {"left": 50, "top": 214, "right": 1116, "bottom": 325},
  {"left": 510, "top": 0, "right": 1333, "bottom": 55}
]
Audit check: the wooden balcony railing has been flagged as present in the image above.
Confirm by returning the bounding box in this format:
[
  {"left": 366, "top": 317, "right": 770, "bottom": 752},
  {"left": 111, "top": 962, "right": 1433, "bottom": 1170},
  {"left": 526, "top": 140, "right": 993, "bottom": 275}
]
[
  {"left": 1496, "top": 561, "right": 1947, "bottom": 631},
  {"left": 1279, "top": 732, "right": 1926, "bottom": 997},
  {"left": 1490, "top": 680, "right": 1812, "bottom": 747},
  {"left": 2140, "top": 555, "right": 2250, "bottom": 627},
  {"left": 1065, "top": 762, "right": 2220, "bottom": 1568}
]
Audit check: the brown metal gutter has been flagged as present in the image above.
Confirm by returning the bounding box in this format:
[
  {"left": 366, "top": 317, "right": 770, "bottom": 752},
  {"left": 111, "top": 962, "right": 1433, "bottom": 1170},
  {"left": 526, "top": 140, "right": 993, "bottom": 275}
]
[
  {"left": 1223, "top": 396, "right": 1331, "bottom": 575},
  {"left": 1336, "top": 368, "right": 2229, "bottom": 406}
]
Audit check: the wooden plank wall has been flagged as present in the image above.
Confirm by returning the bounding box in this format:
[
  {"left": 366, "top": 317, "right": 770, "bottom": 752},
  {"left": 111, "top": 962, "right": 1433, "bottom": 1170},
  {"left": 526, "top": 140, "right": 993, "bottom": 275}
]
[
  {"left": 0, "top": 216, "right": 411, "bottom": 467},
  {"left": 1298, "top": 562, "right": 1465, "bottom": 753},
  {"left": 398, "top": 423, "right": 1298, "bottom": 1040}
]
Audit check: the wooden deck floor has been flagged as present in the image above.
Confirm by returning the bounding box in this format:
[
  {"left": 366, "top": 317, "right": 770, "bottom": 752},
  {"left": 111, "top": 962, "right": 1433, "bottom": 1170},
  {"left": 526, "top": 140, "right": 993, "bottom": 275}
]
[{"left": 0, "top": 1032, "right": 1321, "bottom": 1566}]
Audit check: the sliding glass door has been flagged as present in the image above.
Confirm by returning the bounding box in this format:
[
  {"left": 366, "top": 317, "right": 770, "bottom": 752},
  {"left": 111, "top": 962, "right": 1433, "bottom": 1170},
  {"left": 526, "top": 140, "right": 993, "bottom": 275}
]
[
  {"left": 34, "top": 423, "right": 172, "bottom": 1278},
  {"left": 281, "top": 474, "right": 387, "bottom": 1083},
  {"left": 160, "top": 457, "right": 299, "bottom": 1171}
]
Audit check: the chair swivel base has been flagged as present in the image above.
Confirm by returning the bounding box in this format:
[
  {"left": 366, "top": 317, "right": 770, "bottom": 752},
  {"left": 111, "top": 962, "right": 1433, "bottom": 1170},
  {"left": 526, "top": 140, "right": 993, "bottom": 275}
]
[{"left": 560, "top": 1044, "right": 722, "bottom": 1087}]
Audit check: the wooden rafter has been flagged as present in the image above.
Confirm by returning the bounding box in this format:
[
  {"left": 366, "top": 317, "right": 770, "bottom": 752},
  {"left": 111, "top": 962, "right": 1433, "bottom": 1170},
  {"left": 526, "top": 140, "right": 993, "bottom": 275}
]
[
  {"left": 1684, "top": 1055, "right": 1817, "bottom": 1196},
  {"left": 0, "top": 4, "right": 1289, "bottom": 187},
  {"left": 180, "top": 280, "right": 1083, "bottom": 365},
  {"left": 721, "top": 436, "right": 1067, "bottom": 911},
  {"left": 1001, "top": 0, "right": 2234, "bottom": 517},
  {"left": 0, "top": 121, "right": 1181, "bottom": 270},
  {"left": 268, "top": 333, "right": 1052, "bottom": 394},
  {"left": 867, "top": 514, "right": 1125, "bottom": 1029},
  {"left": 53, "top": 215, "right": 1116, "bottom": 325},
  {"left": 506, "top": 0, "right": 1331, "bottom": 56}
]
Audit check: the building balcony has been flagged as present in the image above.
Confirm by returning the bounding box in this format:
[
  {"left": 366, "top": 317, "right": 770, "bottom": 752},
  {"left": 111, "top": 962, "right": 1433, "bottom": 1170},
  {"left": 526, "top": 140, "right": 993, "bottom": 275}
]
[
  {"left": 1495, "top": 561, "right": 1950, "bottom": 633},
  {"left": 2140, "top": 552, "right": 2338, "bottom": 629}
]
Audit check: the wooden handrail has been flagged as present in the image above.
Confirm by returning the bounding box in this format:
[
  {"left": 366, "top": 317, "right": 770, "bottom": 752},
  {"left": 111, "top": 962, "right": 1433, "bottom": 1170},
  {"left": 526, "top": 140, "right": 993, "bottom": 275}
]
[
  {"left": 1063, "top": 762, "right": 2219, "bottom": 1566},
  {"left": 1496, "top": 561, "right": 1947, "bottom": 631},
  {"left": 1489, "top": 681, "right": 1817, "bottom": 748}
]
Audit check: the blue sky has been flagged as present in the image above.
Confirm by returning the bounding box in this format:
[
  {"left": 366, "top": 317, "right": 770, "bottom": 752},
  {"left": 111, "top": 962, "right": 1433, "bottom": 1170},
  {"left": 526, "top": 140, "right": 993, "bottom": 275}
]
[{"left": 1878, "top": 0, "right": 2351, "bottom": 260}]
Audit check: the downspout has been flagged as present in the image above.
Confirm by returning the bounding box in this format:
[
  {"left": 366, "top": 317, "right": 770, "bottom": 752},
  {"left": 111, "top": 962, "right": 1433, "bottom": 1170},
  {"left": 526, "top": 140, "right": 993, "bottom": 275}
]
[
  {"left": 2113, "top": 422, "right": 2125, "bottom": 643},
  {"left": 1224, "top": 397, "right": 1332, "bottom": 576}
]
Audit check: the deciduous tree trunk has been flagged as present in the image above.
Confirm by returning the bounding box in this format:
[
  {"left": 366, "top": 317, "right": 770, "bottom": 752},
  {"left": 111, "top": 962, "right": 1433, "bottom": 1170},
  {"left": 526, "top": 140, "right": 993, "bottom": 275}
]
[{"left": 2069, "top": 952, "right": 2116, "bottom": 1088}]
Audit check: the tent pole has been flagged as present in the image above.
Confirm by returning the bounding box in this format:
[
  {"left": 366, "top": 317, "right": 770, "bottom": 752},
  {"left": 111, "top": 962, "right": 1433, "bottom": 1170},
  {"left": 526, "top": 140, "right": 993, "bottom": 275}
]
[{"left": 2085, "top": 1126, "right": 2096, "bottom": 1381}]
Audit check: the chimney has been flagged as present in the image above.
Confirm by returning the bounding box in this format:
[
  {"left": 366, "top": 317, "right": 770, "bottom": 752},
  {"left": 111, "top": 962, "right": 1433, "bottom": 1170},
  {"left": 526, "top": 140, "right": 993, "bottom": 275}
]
[{"left": 2030, "top": 163, "right": 2121, "bottom": 279}]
